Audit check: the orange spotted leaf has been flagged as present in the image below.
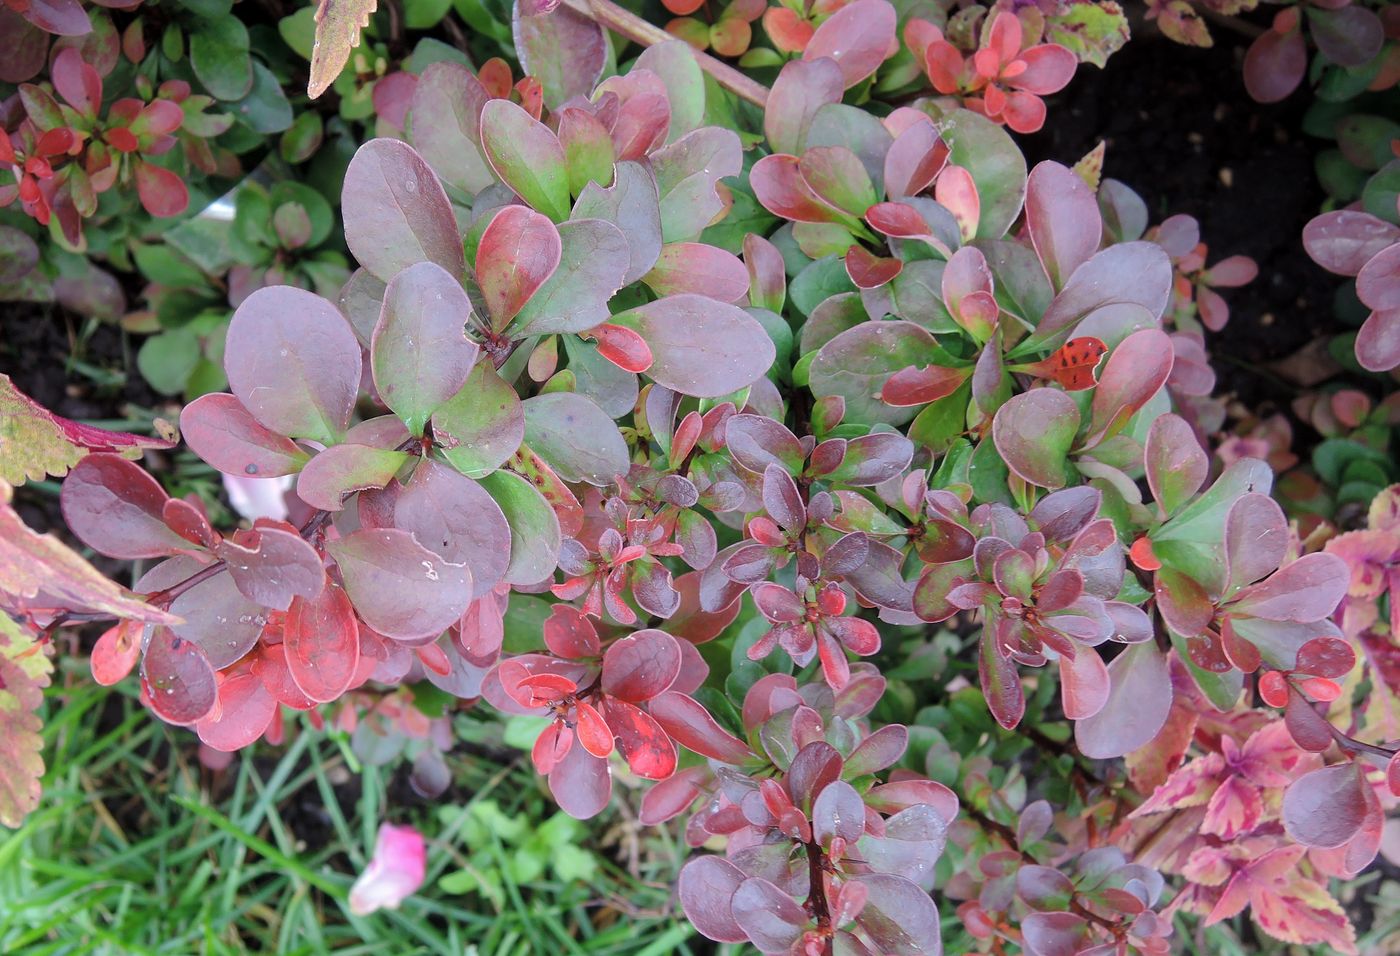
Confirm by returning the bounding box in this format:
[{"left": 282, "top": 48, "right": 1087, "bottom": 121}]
[{"left": 1050, "top": 336, "right": 1108, "bottom": 391}]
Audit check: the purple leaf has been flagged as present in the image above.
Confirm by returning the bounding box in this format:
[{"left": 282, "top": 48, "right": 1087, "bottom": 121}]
[
  {"left": 522, "top": 393, "right": 629, "bottom": 485},
  {"left": 679, "top": 856, "right": 748, "bottom": 943},
  {"left": 1021, "top": 911, "right": 1088, "bottom": 956},
  {"left": 813, "top": 779, "right": 866, "bottom": 846},
  {"left": 225, "top": 286, "right": 362, "bottom": 445},
  {"left": 765, "top": 57, "right": 844, "bottom": 156},
  {"left": 394, "top": 461, "right": 511, "bottom": 598},
  {"left": 285, "top": 582, "right": 359, "bottom": 702},
  {"left": 1230, "top": 553, "right": 1350, "bottom": 623},
  {"left": 512, "top": 1, "right": 606, "bottom": 109},
  {"left": 732, "top": 878, "right": 808, "bottom": 953},
  {"left": 1303, "top": 210, "right": 1400, "bottom": 276},
  {"left": 548, "top": 735, "right": 612, "bottom": 818},
  {"left": 216, "top": 527, "right": 325, "bottom": 612},
  {"left": 1244, "top": 22, "right": 1306, "bottom": 104},
  {"left": 326, "top": 528, "right": 472, "bottom": 643},
  {"left": 141, "top": 631, "right": 217, "bottom": 725},
  {"left": 407, "top": 63, "right": 495, "bottom": 196},
  {"left": 1355, "top": 243, "right": 1400, "bottom": 312},
  {"left": 826, "top": 432, "right": 914, "bottom": 486},
  {"left": 609, "top": 295, "right": 776, "bottom": 398},
  {"left": 845, "top": 724, "right": 907, "bottom": 777},
  {"left": 1223, "top": 493, "right": 1288, "bottom": 594},
  {"left": 372, "top": 261, "right": 481, "bottom": 435},
  {"left": 725, "top": 414, "right": 805, "bottom": 475},
  {"left": 1074, "top": 641, "right": 1171, "bottom": 759},
  {"left": 510, "top": 219, "right": 631, "bottom": 335},
  {"left": 572, "top": 161, "right": 662, "bottom": 285},
  {"left": 167, "top": 570, "right": 266, "bottom": 669},
  {"left": 1357, "top": 308, "right": 1400, "bottom": 372},
  {"left": 342, "top": 139, "right": 464, "bottom": 282},
  {"left": 602, "top": 629, "right": 682, "bottom": 702},
  {"left": 763, "top": 464, "right": 806, "bottom": 534},
  {"left": 853, "top": 873, "right": 942, "bottom": 955},
  {"left": 992, "top": 389, "right": 1080, "bottom": 489},
  {"left": 60, "top": 454, "right": 189, "bottom": 559},
  {"left": 180, "top": 394, "right": 310, "bottom": 478},
  {"left": 1026, "top": 160, "right": 1102, "bottom": 289},
  {"left": 1283, "top": 763, "right": 1369, "bottom": 849},
  {"left": 1309, "top": 6, "right": 1384, "bottom": 68},
  {"left": 1024, "top": 242, "right": 1172, "bottom": 353}
]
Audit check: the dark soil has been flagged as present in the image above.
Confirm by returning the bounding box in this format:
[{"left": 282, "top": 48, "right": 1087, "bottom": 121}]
[{"left": 1024, "top": 32, "right": 1339, "bottom": 416}]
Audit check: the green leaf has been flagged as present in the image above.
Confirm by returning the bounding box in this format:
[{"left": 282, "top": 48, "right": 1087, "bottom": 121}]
[
  {"left": 138, "top": 329, "right": 202, "bottom": 396},
  {"left": 229, "top": 61, "right": 294, "bottom": 134},
  {"left": 278, "top": 7, "right": 316, "bottom": 60},
  {"left": 433, "top": 361, "right": 525, "bottom": 476},
  {"left": 1045, "top": 0, "right": 1129, "bottom": 68},
  {"left": 933, "top": 109, "right": 1028, "bottom": 241},
  {"left": 480, "top": 98, "right": 572, "bottom": 222},
  {"left": 190, "top": 16, "right": 254, "bottom": 101}
]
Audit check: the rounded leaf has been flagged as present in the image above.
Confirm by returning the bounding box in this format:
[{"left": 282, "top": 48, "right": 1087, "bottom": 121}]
[
  {"left": 371, "top": 261, "right": 480, "bottom": 435},
  {"left": 141, "top": 630, "right": 217, "bottom": 725},
  {"left": 342, "top": 139, "right": 465, "bottom": 282},
  {"left": 992, "top": 389, "right": 1081, "bottom": 489},
  {"left": 285, "top": 582, "right": 359, "bottom": 702},
  {"left": 1283, "top": 763, "right": 1369, "bottom": 849},
  {"left": 326, "top": 528, "right": 473, "bottom": 643},
  {"left": 180, "top": 394, "right": 309, "bottom": 478},
  {"left": 225, "top": 286, "right": 362, "bottom": 444},
  {"left": 679, "top": 856, "right": 748, "bottom": 942},
  {"left": 602, "top": 629, "right": 682, "bottom": 702}
]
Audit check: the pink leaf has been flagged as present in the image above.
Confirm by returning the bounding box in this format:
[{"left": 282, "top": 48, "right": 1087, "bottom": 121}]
[{"left": 803, "top": 0, "right": 896, "bottom": 89}]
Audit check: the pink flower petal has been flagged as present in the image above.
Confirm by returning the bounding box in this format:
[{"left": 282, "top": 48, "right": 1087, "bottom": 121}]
[{"left": 349, "top": 823, "right": 427, "bottom": 916}]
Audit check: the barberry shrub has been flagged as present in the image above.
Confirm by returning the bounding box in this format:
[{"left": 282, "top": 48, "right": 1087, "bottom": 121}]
[{"left": 4, "top": 1, "right": 1400, "bottom": 954}]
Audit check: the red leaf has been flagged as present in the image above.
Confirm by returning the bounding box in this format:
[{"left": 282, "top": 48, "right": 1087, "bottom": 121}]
[
  {"left": 601, "top": 629, "right": 682, "bottom": 702},
  {"left": 285, "top": 583, "right": 359, "bottom": 702},
  {"left": 90, "top": 620, "right": 142, "bottom": 686},
  {"left": 600, "top": 696, "right": 676, "bottom": 779},
  {"left": 592, "top": 322, "right": 654, "bottom": 373},
  {"left": 196, "top": 669, "right": 276, "bottom": 751},
  {"left": 133, "top": 161, "right": 189, "bottom": 218},
  {"left": 475, "top": 205, "right": 562, "bottom": 329},
  {"left": 570, "top": 699, "right": 612, "bottom": 756},
  {"left": 845, "top": 245, "right": 902, "bottom": 289},
  {"left": 141, "top": 630, "right": 217, "bottom": 725},
  {"left": 60, "top": 453, "right": 190, "bottom": 560},
  {"left": 1049, "top": 336, "right": 1107, "bottom": 391},
  {"left": 803, "top": 0, "right": 896, "bottom": 89}
]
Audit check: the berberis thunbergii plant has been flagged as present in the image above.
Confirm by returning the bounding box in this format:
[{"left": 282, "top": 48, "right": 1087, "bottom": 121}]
[{"left": 4, "top": 0, "right": 1399, "bottom": 953}]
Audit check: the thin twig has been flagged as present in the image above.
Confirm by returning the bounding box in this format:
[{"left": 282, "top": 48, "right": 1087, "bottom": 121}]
[{"left": 559, "top": 0, "right": 770, "bottom": 108}]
